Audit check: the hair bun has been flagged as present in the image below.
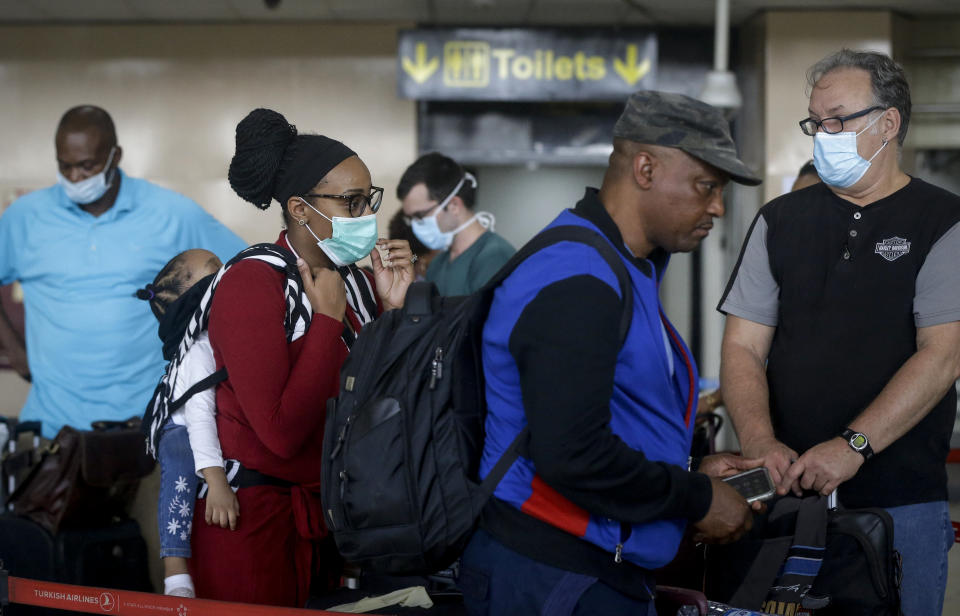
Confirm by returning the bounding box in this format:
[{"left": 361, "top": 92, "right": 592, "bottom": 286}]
[
  {"left": 134, "top": 283, "right": 155, "bottom": 301},
  {"left": 228, "top": 108, "right": 298, "bottom": 209}
]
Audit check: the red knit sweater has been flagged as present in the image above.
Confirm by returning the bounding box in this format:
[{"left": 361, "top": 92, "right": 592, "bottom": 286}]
[{"left": 207, "top": 234, "right": 375, "bottom": 487}]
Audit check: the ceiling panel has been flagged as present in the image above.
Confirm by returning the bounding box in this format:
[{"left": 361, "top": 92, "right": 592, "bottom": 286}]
[
  {"left": 1, "top": 0, "right": 958, "bottom": 25},
  {"left": 0, "top": 0, "right": 45, "bottom": 20},
  {"left": 429, "top": 0, "right": 537, "bottom": 24},
  {"left": 326, "top": 0, "right": 427, "bottom": 22},
  {"left": 728, "top": 0, "right": 960, "bottom": 24},
  {"left": 15, "top": 0, "right": 140, "bottom": 21},
  {"left": 524, "top": 0, "right": 649, "bottom": 25},
  {"left": 126, "top": 0, "right": 240, "bottom": 21},
  {"left": 226, "top": 0, "right": 334, "bottom": 21}
]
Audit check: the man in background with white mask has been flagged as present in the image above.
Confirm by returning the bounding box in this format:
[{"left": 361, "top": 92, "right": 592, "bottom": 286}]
[
  {"left": 397, "top": 152, "right": 514, "bottom": 295},
  {"left": 719, "top": 49, "right": 960, "bottom": 615},
  {"left": 0, "top": 105, "right": 244, "bottom": 438}
]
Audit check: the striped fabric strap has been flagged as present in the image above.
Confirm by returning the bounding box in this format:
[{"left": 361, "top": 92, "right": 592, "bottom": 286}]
[{"left": 197, "top": 459, "right": 241, "bottom": 498}]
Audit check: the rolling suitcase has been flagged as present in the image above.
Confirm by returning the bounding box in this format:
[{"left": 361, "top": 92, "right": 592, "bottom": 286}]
[
  {"left": 56, "top": 518, "right": 152, "bottom": 592},
  {"left": 0, "top": 514, "right": 57, "bottom": 616},
  {"left": 0, "top": 514, "right": 152, "bottom": 615}
]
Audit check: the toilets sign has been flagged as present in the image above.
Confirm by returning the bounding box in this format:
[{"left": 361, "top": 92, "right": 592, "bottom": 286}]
[{"left": 398, "top": 28, "right": 657, "bottom": 100}]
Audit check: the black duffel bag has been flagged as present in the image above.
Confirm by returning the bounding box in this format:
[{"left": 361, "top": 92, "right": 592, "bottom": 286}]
[{"left": 705, "top": 493, "right": 902, "bottom": 615}]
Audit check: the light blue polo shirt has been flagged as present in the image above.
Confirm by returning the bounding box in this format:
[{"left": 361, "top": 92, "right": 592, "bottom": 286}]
[{"left": 0, "top": 170, "right": 246, "bottom": 437}]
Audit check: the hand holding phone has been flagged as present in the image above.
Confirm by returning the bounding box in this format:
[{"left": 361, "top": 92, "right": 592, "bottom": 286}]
[{"left": 722, "top": 467, "right": 775, "bottom": 503}]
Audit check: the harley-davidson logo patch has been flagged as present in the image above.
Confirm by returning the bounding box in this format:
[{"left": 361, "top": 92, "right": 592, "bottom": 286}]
[{"left": 875, "top": 237, "right": 910, "bottom": 262}]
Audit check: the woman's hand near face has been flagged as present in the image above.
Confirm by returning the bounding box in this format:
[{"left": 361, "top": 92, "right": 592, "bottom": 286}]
[
  {"left": 371, "top": 239, "right": 415, "bottom": 311},
  {"left": 297, "top": 258, "right": 346, "bottom": 321}
]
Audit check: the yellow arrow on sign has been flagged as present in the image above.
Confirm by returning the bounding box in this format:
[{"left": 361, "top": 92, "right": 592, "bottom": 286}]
[
  {"left": 614, "top": 44, "right": 651, "bottom": 86},
  {"left": 402, "top": 42, "right": 439, "bottom": 84}
]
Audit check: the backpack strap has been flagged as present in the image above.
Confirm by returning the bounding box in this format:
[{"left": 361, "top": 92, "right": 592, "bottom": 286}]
[
  {"left": 725, "top": 494, "right": 829, "bottom": 609},
  {"left": 167, "top": 367, "right": 228, "bottom": 414},
  {"left": 405, "top": 280, "right": 438, "bottom": 318},
  {"left": 480, "top": 224, "right": 634, "bottom": 345},
  {"left": 478, "top": 224, "right": 635, "bottom": 497},
  {"left": 767, "top": 495, "right": 829, "bottom": 607},
  {"left": 479, "top": 426, "right": 530, "bottom": 497}
]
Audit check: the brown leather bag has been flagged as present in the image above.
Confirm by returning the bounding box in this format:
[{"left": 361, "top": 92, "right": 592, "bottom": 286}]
[{"left": 6, "top": 417, "right": 154, "bottom": 534}]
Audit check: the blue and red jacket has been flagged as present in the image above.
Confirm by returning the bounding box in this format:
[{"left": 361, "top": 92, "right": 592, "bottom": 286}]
[{"left": 478, "top": 189, "right": 712, "bottom": 590}]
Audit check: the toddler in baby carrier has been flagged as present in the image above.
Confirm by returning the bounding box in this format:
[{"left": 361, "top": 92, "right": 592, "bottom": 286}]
[{"left": 136, "top": 248, "right": 237, "bottom": 599}]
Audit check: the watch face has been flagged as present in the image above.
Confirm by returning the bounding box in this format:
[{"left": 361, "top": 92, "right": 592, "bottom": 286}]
[{"left": 850, "top": 433, "right": 868, "bottom": 450}]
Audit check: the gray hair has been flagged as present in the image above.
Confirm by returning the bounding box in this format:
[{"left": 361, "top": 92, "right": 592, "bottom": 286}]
[{"left": 807, "top": 49, "right": 911, "bottom": 146}]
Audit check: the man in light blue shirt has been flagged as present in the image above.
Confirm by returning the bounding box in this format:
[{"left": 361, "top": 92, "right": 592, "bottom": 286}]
[{"left": 0, "top": 105, "right": 245, "bottom": 438}]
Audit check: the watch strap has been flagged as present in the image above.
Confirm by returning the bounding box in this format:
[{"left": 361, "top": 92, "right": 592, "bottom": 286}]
[{"left": 841, "top": 428, "right": 874, "bottom": 460}]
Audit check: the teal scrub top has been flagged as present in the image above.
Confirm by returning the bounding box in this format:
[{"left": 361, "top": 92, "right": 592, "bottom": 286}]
[{"left": 426, "top": 230, "right": 515, "bottom": 296}]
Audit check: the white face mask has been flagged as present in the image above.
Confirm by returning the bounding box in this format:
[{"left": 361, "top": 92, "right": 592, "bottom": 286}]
[
  {"left": 57, "top": 147, "right": 117, "bottom": 204},
  {"left": 297, "top": 198, "right": 378, "bottom": 267},
  {"left": 410, "top": 172, "right": 478, "bottom": 251},
  {"left": 813, "top": 113, "right": 888, "bottom": 189}
]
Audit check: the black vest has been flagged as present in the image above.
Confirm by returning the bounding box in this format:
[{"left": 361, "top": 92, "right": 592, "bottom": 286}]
[{"left": 763, "top": 179, "right": 960, "bottom": 508}]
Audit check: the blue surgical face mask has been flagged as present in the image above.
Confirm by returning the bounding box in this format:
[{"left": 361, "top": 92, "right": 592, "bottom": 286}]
[
  {"left": 57, "top": 147, "right": 117, "bottom": 205},
  {"left": 298, "top": 198, "right": 378, "bottom": 267},
  {"left": 410, "top": 172, "right": 478, "bottom": 251},
  {"left": 411, "top": 208, "right": 455, "bottom": 251},
  {"left": 813, "top": 113, "right": 888, "bottom": 188}
]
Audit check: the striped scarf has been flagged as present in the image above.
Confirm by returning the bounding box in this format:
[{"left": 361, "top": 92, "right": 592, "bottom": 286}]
[{"left": 143, "top": 242, "right": 377, "bottom": 458}]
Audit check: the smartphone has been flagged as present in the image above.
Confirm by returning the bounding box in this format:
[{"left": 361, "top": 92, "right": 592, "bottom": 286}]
[{"left": 722, "top": 467, "right": 775, "bottom": 503}]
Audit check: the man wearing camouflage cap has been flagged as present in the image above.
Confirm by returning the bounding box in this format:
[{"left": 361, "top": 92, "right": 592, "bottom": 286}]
[{"left": 459, "top": 91, "right": 763, "bottom": 614}]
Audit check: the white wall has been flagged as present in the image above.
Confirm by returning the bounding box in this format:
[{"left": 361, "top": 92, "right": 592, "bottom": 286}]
[{"left": 475, "top": 164, "right": 604, "bottom": 248}]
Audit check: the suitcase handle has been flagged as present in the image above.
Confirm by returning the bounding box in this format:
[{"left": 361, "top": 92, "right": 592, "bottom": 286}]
[{"left": 12, "top": 422, "right": 41, "bottom": 438}]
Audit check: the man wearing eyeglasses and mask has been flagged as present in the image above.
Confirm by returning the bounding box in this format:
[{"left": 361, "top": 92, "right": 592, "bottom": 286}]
[
  {"left": 0, "top": 105, "right": 244, "bottom": 439},
  {"left": 719, "top": 49, "right": 960, "bottom": 615},
  {"left": 397, "top": 152, "right": 514, "bottom": 296}
]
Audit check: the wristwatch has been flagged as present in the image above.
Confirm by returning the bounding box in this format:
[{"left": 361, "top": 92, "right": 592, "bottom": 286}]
[{"left": 840, "top": 428, "right": 874, "bottom": 460}]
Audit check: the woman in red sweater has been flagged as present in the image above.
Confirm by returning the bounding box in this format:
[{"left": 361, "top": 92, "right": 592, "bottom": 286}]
[{"left": 189, "top": 109, "right": 413, "bottom": 606}]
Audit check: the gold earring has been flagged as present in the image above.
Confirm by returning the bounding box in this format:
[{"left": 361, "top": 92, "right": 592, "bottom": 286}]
[{"left": 297, "top": 218, "right": 307, "bottom": 226}]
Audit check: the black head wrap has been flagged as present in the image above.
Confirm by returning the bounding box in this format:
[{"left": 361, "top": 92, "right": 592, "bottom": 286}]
[
  {"left": 229, "top": 108, "right": 358, "bottom": 211},
  {"left": 275, "top": 135, "right": 357, "bottom": 208},
  {"left": 157, "top": 273, "right": 216, "bottom": 361}
]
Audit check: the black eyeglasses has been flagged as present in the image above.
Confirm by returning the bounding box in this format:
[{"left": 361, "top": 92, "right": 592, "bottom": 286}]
[
  {"left": 304, "top": 186, "right": 383, "bottom": 218},
  {"left": 799, "top": 106, "right": 884, "bottom": 136}
]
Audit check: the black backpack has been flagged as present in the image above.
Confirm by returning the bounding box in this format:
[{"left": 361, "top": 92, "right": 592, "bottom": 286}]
[{"left": 321, "top": 224, "right": 633, "bottom": 574}]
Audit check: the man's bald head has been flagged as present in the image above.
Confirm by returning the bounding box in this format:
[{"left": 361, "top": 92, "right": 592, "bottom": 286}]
[{"left": 56, "top": 105, "right": 117, "bottom": 148}]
